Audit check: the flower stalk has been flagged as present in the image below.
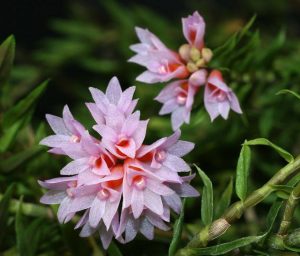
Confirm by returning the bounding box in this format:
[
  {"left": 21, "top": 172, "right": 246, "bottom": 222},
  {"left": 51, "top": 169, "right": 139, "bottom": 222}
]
[
  {"left": 278, "top": 182, "right": 300, "bottom": 236},
  {"left": 176, "top": 155, "right": 300, "bottom": 256}
]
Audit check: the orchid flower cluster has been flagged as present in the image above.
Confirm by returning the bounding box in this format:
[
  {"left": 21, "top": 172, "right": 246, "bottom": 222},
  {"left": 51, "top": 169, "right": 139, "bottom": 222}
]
[
  {"left": 129, "top": 11, "right": 242, "bottom": 130},
  {"left": 39, "top": 77, "right": 199, "bottom": 249}
]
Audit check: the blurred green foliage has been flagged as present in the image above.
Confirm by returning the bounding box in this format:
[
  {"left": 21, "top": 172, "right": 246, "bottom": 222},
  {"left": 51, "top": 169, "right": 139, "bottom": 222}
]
[{"left": 1, "top": 0, "right": 300, "bottom": 255}]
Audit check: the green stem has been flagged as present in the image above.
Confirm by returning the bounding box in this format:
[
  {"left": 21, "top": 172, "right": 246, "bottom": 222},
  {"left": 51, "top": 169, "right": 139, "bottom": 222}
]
[
  {"left": 176, "top": 155, "right": 300, "bottom": 256},
  {"left": 278, "top": 182, "right": 300, "bottom": 236},
  {"left": 0, "top": 194, "right": 54, "bottom": 219}
]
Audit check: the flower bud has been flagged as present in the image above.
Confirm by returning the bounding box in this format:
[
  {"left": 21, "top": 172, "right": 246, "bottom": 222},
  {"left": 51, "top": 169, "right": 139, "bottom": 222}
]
[
  {"left": 189, "top": 69, "right": 207, "bottom": 87},
  {"left": 209, "top": 218, "right": 231, "bottom": 240},
  {"left": 179, "top": 44, "right": 191, "bottom": 62},
  {"left": 189, "top": 47, "right": 201, "bottom": 62},
  {"left": 196, "top": 58, "right": 206, "bottom": 68},
  {"left": 186, "top": 62, "right": 198, "bottom": 73},
  {"left": 201, "top": 48, "right": 213, "bottom": 63}
]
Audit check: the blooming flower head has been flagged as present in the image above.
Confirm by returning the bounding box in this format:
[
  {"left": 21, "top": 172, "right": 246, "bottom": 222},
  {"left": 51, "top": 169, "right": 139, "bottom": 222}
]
[
  {"left": 129, "top": 11, "right": 242, "bottom": 129},
  {"left": 39, "top": 76, "right": 199, "bottom": 249},
  {"left": 204, "top": 70, "right": 242, "bottom": 121}
]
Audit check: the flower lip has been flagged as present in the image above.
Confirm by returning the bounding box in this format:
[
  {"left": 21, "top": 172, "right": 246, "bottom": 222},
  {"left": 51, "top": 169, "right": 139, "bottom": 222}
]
[
  {"left": 176, "top": 92, "right": 188, "bottom": 105},
  {"left": 97, "top": 188, "right": 110, "bottom": 200},
  {"left": 155, "top": 150, "right": 167, "bottom": 162},
  {"left": 70, "top": 135, "right": 80, "bottom": 143},
  {"left": 133, "top": 175, "right": 146, "bottom": 190}
]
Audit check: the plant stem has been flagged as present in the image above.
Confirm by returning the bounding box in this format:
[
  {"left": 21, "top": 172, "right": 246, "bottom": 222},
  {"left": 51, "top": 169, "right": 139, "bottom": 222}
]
[
  {"left": 0, "top": 194, "right": 54, "bottom": 219},
  {"left": 278, "top": 182, "right": 300, "bottom": 236},
  {"left": 176, "top": 155, "right": 300, "bottom": 256}
]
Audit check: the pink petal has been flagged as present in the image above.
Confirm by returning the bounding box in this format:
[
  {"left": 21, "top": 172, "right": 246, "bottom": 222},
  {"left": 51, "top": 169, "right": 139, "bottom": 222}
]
[
  {"left": 168, "top": 140, "right": 194, "bottom": 157},
  {"left": 45, "top": 114, "right": 69, "bottom": 135},
  {"left": 99, "top": 223, "right": 114, "bottom": 249},
  {"left": 38, "top": 176, "right": 77, "bottom": 190},
  {"left": 140, "top": 218, "right": 154, "bottom": 240},
  {"left": 89, "top": 87, "right": 109, "bottom": 113},
  {"left": 86, "top": 103, "right": 105, "bottom": 125},
  {"left": 132, "top": 120, "right": 148, "bottom": 149},
  {"left": 40, "top": 135, "right": 69, "bottom": 148},
  {"left": 131, "top": 189, "right": 144, "bottom": 218},
  {"left": 136, "top": 137, "right": 166, "bottom": 158},
  {"left": 40, "top": 191, "right": 66, "bottom": 204},
  {"left": 89, "top": 197, "right": 106, "bottom": 228},
  {"left": 60, "top": 158, "right": 89, "bottom": 175},
  {"left": 116, "top": 138, "right": 136, "bottom": 159},
  {"left": 163, "top": 194, "right": 182, "bottom": 214},
  {"left": 164, "top": 154, "right": 191, "bottom": 172},
  {"left": 106, "top": 76, "right": 122, "bottom": 105},
  {"left": 121, "top": 111, "right": 140, "bottom": 136},
  {"left": 159, "top": 100, "right": 178, "bottom": 115},
  {"left": 103, "top": 198, "right": 121, "bottom": 230},
  {"left": 171, "top": 107, "right": 186, "bottom": 131},
  {"left": 146, "top": 179, "right": 174, "bottom": 196},
  {"left": 143, "top": 189, "right": 163, "bottom": 216},
  {"left": 80, "top": 222, "right": 97, "bottom": 237}
]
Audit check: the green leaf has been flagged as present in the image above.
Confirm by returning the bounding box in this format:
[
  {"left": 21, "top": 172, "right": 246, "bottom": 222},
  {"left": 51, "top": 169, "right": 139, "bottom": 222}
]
[
  {"left": 185, "top": 234, "right": 265, "bottom": 255},
  {"left": 0, "top": 35, "right": 15, "bottom": 87},
  {"left": 3, "top": 80, "right": 48, "bottom": 129},
  {"left": 245, "top": 138, "right": 294, "bottom": 163},
  {"left": 276, "top": 89, "right": 300, "bottom": 101},
  {"left": 169, "top": 198, "right": 186, "bottom": 256},
  {"left": 0, "top": 145, "right": 43, "bottom": 172},
  {"left": 235, "top": 142, "right": 251, "bottom": 201},
  {"left": 107, "top": 241, "right": 123, "bottom": 256},
  {"left": 213, "top": 15, "right": 256, "bottom": 61},
  {"left": 0, "top": 184, "right": 15, "bottom": 248},
  {"left": 16, "top": 200, "right": 46, "bottom": 256},
  {"left": 237, "top": 15, "right": 257, "bottom": 41},
  {"left": 215, "top": 178, "right": 233, "bottom": 219},
  {"left": 195, "top": 165, "right": 213, "bottom": 226},
  {"left": 260, "top": 201, "right": 283, "bottom": 245}
]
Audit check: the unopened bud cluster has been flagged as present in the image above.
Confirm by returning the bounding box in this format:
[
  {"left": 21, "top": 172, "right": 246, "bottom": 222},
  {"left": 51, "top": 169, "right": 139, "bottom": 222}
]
[{"left": 179, "top": 44, "right": 213, "bottom": 72}]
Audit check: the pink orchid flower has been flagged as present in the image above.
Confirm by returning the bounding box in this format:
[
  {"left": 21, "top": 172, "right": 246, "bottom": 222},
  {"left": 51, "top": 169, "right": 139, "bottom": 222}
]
[
  {"left": 39, "top": 77, "right": 199, "bottom": 249},
  {"left": 204, "top": 70, "right": 242, "bottom": 121},
  {"left": 130, "top": 11, "right": 242, "bottom": 129}
]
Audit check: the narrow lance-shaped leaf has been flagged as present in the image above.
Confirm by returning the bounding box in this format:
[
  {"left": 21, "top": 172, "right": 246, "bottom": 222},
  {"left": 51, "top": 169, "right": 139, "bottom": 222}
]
[
  {"left": 0, "top": 35, "right": 15, "bottom": 87},
  {"left": 260, "top": 201, "right": 283, "bottom": 245},
  {"left": 186, "top": 234, "right": 265, "bottom": 256},
  {"left": 3, "top": 79, "right": 49, "bottom": 129},
  {"left": 0, "top": 184, "right": 15, "bottom": 248},
  {"left": 235, "top": 142, "right": 251, "bottom": 201},
  {"left": 195, "top": 165, "right": 213, "bottom": 226},
  {"left": 215, "top": 178, "right": 233, "bottom": 219},
  {"left": 0, "top": 108, "right": 33, "bottom": 152},
  {"left": 107, "top": 241, "right": 123, "bottom": 256},
  {"left": 15, "top": 196, "right": 25, "bottom": 256},
  {"left": 245, "top": 138, "right": 294, "bottom": 163},
  {"left": 276, "top": 89, "right": 300, "bottom": 101},
  {"left": 169, "top": 198, "right": 186, "bottom": 256}
]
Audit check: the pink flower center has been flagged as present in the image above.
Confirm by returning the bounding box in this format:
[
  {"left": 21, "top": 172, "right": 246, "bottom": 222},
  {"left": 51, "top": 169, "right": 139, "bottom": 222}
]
[
  {"left": 67, "top": 181, "right": 77, "bottom": 188},
  {"left": 215, "top": 90, "right": 227, "bottom": 102},
  {"left": 66, "top": 188, "right": 74, "bottom": 197},
  {"left": 97, "top": 188, "right": 110, "bottom": 200},
  {"left": 133, "top": 175, "right": 146, "bottom": 190},
  {"left": 106, "top": 165, "right": 124, "bottom": 189},
  {"left": 176, "top": 92, "right": 187, "bottom": 105},
  {"left": 155, "top": 150, "right": 166, "bottom": 162},
  {"left": 70, "top": 135, "right": 80, "bottom": 143}
]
